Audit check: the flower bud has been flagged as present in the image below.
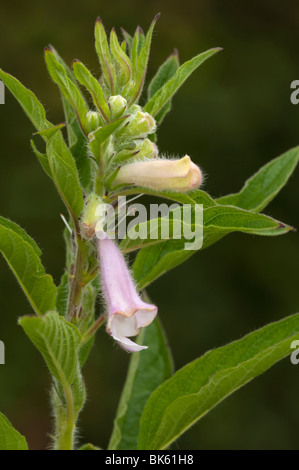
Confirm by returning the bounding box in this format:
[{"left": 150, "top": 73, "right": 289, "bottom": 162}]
[
  {"left": 86, "top": 111, "right": 102, "bottom": 133},
  {"left": 114, "top": 155, "right": 202, "bottom": 192},
  {"left": 81, "top": 194, "right": 103, "bottom": 238},
  {"left": 108, "top": 95, "right": 127, "bottom": 119},
  {"left": 117, "top": 111, "right": 156, "bottom": 139},
  {"left": 135, "top": 138, "right": 158, "bottom": 159}
]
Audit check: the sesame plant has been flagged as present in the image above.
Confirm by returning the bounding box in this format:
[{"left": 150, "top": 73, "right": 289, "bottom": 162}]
[{"left": 0, "top": 15, "right": 299, "bottom": 450}]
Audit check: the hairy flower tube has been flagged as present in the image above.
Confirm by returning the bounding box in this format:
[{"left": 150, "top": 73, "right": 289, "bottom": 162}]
[
  {"left": 114, "top": 155, "right": 202, "bottom": 191},
  {"left": 98, "top": 236, "right": 158, "bottom": 352}
]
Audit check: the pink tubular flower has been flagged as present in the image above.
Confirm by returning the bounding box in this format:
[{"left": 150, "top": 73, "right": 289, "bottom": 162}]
[
  {"left": 98, "top": 236, "right": 157, "bottom": 352},
  {"left": 114, "top": 155, "right": 202, "bottom": 192}
]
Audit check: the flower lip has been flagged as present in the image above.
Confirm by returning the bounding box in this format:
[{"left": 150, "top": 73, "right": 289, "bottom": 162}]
[{"left": 108, "top": 306, "right": 157, "bottom": 352}]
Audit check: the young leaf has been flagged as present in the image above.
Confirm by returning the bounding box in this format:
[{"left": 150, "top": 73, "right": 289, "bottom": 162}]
[
  {"left": 121, "top": 28, "right": 133, "bottom": 54},
  {"left": 110, "top": 28, "right": 132, "bottom": 87},
  {"left": 95, "top": 17, "right": 116, "bottom": 94},
  {"left": 72, "top": 60, "right": 110, "bottom": 122},
  {"left": 217, "top": 146, "right": 299, "bottom": 212},
  {"left": 0, "top": 69, "right": 52, "bottom": 134},
  {"left": 0, "top": 216, "right": 56, "bottom": 315},
  {"left": 0, "top": 413, "right": 28, "bottom": 450},
  {"left": 69, "top": 119, "right": 94, "bottom": 191},
  {"left": 108, "top": 318, "right": 173, "bottom": 450},
  {"left": 48, "top": 46, "right": 88, "bottom": 155},
  {"left": 127, "top": 15, "right": 159, "bottom": 104},
  {"left": 144, "top": 48, "right": 221, "bottom": 117},
  {"left": 138, "top": 313, "right": 299, "bottom": 450},
  {"left": 19, "top": 311, "right": 81, "bottom": 386},
  {"left": 46, "top": 131, "right": 84, "bottom": 218},
  {"left": 47, "top": 46, "right": 93, "bottom": 190},
  {"left": 147, "top": 50, "right": 179, "bottom": 123},
  {"left": 130, "top": 26, "right": 145, "bottom": 76},
  {"left": 44, "top": 48, "right": 89, "bottom": 134}
]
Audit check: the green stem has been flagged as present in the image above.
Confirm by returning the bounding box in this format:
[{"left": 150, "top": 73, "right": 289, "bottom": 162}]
[
  {"left": 54, "top": 381, "right": 76, "bottom": 450},
  {"left": 81, "top": 314, "right": 106, "bottom": 344},
  {"left": 66, "top": 235, "right": 85, "bottom": 321}
]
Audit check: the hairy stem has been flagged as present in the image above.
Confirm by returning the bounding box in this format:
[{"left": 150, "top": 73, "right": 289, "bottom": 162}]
[
  {"left": 54, "top": 382, "right": 76, "bottom": 450},
  {"left": 66, "top": 235, "right": 86, "bottom": 321}
]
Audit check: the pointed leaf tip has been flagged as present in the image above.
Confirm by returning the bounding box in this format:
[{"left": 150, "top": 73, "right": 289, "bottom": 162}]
[{"left": 137, "top": 26, "right": 145, "bottom": 35}]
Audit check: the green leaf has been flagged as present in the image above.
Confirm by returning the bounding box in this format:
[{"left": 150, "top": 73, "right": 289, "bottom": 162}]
[
  {"left": 89, "top": 116, "right": 129, "bottom": 158},
  {"left": 35, "top": 122, "right": 66, "bottom": 140},
  {"left": 48, "top": 46, "right": 87, "bottom": 151},
  {"left": 189, "top": 189, "right": 217, "bottom": 207},
  {"left": 148, "top": 50, "right": 179, "bottom": 124},
  {"left": 47, "top": 47, "right": 93, "bottom": 190},
  {"left": 0, "top": 69, "right": 52, "bottom": 134},
  {"left": 30, "top": 139, "right": 51, "bottom": 177},
  {"left": 108, "top": 318, "right": 173, "bottom": 450},
  {"left": 123, "top": 204, "right": 290, "bottom": 254},
  {"left": 19, "top": 311, "right": 81, "bottom": 386},
  {"left": 44, "top": 48, "right": 89, "bottom": 133},
  {"left": 133, "top": 242, "right": 194, "bottom": 290},
  {"left": 144, "top": 48, "right": 221, "bottom": 117},
  {"left": 110, "top": 188, "right": 216, "bottom": 207},
  {"left": 130, "top": 26, "right": 145, "bottom": 75},
  {"left": 46, "top": 131, "right": 84, "bottom": 218},
  {"left": 217, "top": 146, "right": 299, "bottom": 212},
  {"left": 121, "top": 28, "right": 133, "bottom": 54},
  {"left": 138, "top": 313, "right": 299, "bottom": 450},
  {"left": 132, "top": 205, "right": 291, "bottom": 288},
  {"left": 0, "top": 216, "right": 56, "bottom": 315},
  {"left": 127, "top": 15, "right": 159, "bottom": 104},
  {"left": 110, "top": 28, "right": 132, "bottom": 87},
  {"left": 95, "top": 17, "right": 116, "bottom": 94},
  {"left": 72, "top": 60, "right": 110, "bottom": 122},
  {"left": 0, "top": 412, "right": 28, "bottom": 450},
  {"left": 69, "top": 120, "right": 94, "bottom": 191},
  {"left": 202, "top": 204, "right": 290, "bottom": 238}
]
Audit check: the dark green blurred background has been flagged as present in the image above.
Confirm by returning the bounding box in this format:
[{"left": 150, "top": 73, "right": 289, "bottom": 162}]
[{"left": 0, "top": 0, "right": 299, "bottom": 450}]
